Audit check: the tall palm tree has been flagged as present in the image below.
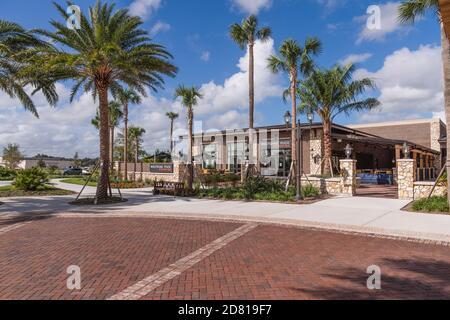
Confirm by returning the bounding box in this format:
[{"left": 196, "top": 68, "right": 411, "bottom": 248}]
[
  {"left": 129, "top": 126, "right": 146, "bottom": 181},
  {"left": 118, "top": 88, "right": 142, "bottom": 181},
  {"left": 268, "top": 38, "right": 322, "bottom": 176},
  {"left": 230, "top": 15, "right": 271, "bottom": 129},
  {"left": 166, "top": 112, "right": 179, "bottom": 154},
  {"left": 174, "top": 85, "right": 203, "bottom": 190},
  {"left": 32, "top": 1, "right": 177, "bottom": 200},
  {"left": 0, "top": 20, "right": 57, "bottom": 117},
  {"left": 92, "top": 101, "right": 124, "bottom": 170},
  {"left": 398, "top": 0, "right": 450, "bottom": 202},
  {"left": 297, "top": 64, "right": 380, "bottom": 174}
]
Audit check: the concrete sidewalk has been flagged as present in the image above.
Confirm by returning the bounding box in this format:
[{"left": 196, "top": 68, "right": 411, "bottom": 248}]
[{"left": 2, "top": 181, "right": 450, "bottom": 243}]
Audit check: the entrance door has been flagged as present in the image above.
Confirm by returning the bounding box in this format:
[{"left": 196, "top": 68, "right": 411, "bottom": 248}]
[{"left": 278, "top": 150, "right": 291, "bottom": 177}]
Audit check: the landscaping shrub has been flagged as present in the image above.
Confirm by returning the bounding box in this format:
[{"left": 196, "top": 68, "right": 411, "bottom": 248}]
[
  {"left": 301, "top": 184, "right": 320, "bottom": 198},
  {"left": 242, "top": 176, "right": 283, "bottom": 199},
  {"left": 412, "top": 196, "right": 449, "bottom": 213},
  {"left": 0, "top": 167, "right": 16, "bottom": 180},
  {"left": 13, "top": 168, "right": 49, "bottom": 191}
]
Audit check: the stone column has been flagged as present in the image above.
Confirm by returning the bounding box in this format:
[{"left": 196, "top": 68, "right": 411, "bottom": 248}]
[
  {"left": 309, "top": 129, "right": 323, "bottom": 175},
  {"left": 339, "top": 159, "right": 357, "bottom": 196},
  {"left": 397, "top": 159, "right": 414, "bottom": 200}
]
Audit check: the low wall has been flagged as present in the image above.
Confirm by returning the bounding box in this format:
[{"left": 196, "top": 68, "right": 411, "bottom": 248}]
[
  {"left": 413, "top": 181, "right": 446, "bottom": 200},
  {"left": 302, "top": 177, "right": 359, "bottom": 196}
]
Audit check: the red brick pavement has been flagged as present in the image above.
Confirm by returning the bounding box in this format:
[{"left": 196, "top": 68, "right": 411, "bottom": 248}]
[
  {"left": 0, "top": 217, "right": 240, "bottom": 300},
  {"left": 143, "top": 225, "right": 450, "bottom": 300},
  {"left": 1, "top": 216, "right": 450, "bottom": 300}
]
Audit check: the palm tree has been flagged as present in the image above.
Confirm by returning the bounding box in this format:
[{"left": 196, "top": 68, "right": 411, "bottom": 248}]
[
  {"left": 398, "top": 1, "right": 450, "bottom": 202},
  {"left": 118, "top": 89, "right": 142, "bottom": 181},
  {"left": 0, "top": 20, "right": 57, "bottom": 117},
  {"left": 230, "top": 15, "right": 271, "bottom": 129},
  {"left": 92, "top": 101, "right": 124, "bottom": 170},
  {"left": 129, "top": 126, "right": 146, "bottom": 181},
  {"left": 268, "top": 38, "right": 322, "bottom": 176},
  {"left": 33, "top": 1, "right": 177, "bottom": 200},
  {"left": 166, "top": 112, "right": 179, "bottom": 154},
  {"left": 297, "top": 64, "right": 380, "bottom": 174},
  {"left": 174, "top": 85, "right": 203, "bottom": 190}
]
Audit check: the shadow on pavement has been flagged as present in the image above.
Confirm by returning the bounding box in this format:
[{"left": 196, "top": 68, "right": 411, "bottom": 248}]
[{"left": 293, "top": 257, "right": 450, "bottom": 300}]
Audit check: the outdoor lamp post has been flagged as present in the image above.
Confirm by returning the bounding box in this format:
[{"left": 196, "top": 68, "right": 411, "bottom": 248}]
[
  {"left": 284, "top": 111, "right": 292, "bottom": 128},
  {"left": 307, "top": 112, "right": 314, "bottom": 124},
  {"left": 402, "top": 142, "right": 410, "bottom": 159},
  {"left": 344, "top": 144, "right": 353, "bottom": 159},
  {"left": 296, "top": 120, "right": 303, "bottom": 202}
]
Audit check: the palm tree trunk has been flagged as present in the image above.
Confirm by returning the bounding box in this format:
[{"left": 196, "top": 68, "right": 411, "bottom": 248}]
[
  {"left": 134, "top": 139, "right": 138, "bottom": 182},
  {"left": 110, "top": 126, "right": 114, "bottom": 172},
  {"left": 123, "top": 104, "right": 128, "bottom": 181},
  {"left": 323, "top": 118, "right": 332, "bottom": 175},
  {"left": 441, "top": 24, "right": 450, "bottom": 205},
  {"left": 249, "top": 42, "right": 255, "bottom": 129},
  {"left": 170, "top": 120, "right": 174, "bottom": 154},
  {"left": 290, "top": 70, "right": 298, "bottom": 176},
  {"left": 96, "top": 85, "right": 110, "bottom": 200},
  {"left": 187, "top": 107, "right": 194, "bottom": 190}
]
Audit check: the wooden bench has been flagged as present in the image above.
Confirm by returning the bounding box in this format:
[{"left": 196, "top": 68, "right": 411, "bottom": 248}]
[{"left": 153, "top": 181, "right": 185, "bottom": 196}]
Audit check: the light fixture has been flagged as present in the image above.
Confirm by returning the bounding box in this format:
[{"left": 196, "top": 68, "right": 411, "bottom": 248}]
[
  {"left": 344, "top": 144, "right": 353, "bottom": 159},
  {"left": 284, "top": 111, "right": 291, "bottom": 127},
  {"left": 402, "top": 142, "right": 410, "bottom": 159},
  {"left": 307, "top": 111, "right": 314, "bottom": 124}
]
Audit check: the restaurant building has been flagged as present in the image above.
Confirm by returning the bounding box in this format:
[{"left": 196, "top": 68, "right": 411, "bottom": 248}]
[{"left": 184, "top": 117, "right": 443, "bottom": 183}]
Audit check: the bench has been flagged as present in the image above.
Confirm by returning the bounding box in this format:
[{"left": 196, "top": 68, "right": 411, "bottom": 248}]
[{"left": 153, "top": 181, "right": 185, "bottom": 196}]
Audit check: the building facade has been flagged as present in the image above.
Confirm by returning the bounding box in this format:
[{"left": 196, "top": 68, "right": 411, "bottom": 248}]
[{"left": 180, "top": 118, "right": 442, "bottom": 182}]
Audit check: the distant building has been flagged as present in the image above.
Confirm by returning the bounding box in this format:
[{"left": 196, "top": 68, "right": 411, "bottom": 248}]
[{"left": 0, "top": 156, "right": 74, "bottom": 170}]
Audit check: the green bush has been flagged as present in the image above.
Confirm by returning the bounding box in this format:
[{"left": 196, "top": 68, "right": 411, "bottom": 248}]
[
  {"left": 242, "top": 176, "right": 283, "bottom": 199},
  {"left": 301, "top": 184, "right": 320, "bottom": 198},
  {"left": 412, "top": 196, "right": 449, "bottom": 213},
  {"left": 13, "top": 168, "right": 49, "bottom": 191},
  {"left": 0, "top": 167, "right": 16, "bottom": 180}
]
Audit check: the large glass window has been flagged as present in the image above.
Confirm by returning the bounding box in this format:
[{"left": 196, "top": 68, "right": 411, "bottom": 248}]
[
  {"left": 203, "top": 144, "right": 217, "bottom": 169},
  {"left": 227, "top": 142, "right": 245, "bottom": 173}
]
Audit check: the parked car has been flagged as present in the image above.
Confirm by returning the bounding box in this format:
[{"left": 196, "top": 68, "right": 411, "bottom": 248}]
[{"left": 63, "top": 168, "right": 83, "bottom": 176}]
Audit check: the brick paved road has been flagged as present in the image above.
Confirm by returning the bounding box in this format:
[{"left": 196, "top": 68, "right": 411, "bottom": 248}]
[{"left": 1, "top": 216, "right": 450, "bottom": 300}]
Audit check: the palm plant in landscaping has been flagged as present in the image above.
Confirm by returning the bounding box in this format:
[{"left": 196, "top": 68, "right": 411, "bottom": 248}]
[
  {"left": 397, "top": 0, "right": 450, "bottom": 204},
  {"left": 31, "top": 1, "right": 177, "bottom": 200},
  {"left": 174, "top": 85, "right": 203, "bottom": 190},
  {"left": 166, "top": 112, "right": 179, "bottom": 154},
  {"left": 118, "top": 88, "right": 142, "bottom": 181},
  {"left": 92, "top": 101, "right": 124, "bottom": 170},
  {"left": 230, "top": 15, "right": 271, "bottom": 129},
  {"left": 268, "top": 38, "right": 322, "bottom": 176},
  {"left": 0, "top": 20, "right": 57, "bottom": 117},
  {"left": 297, "top": 64, "right": 380, "bottom": 174},
  {"left": 128, "top": 126, "right": 146, "bottom": 180}
]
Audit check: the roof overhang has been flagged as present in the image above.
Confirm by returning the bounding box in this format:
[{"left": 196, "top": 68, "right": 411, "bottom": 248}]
[{"left": 441, "top": 0, "right": 450, "bottom": 36}]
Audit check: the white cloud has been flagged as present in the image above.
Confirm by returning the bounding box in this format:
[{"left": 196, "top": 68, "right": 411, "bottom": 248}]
[
  {"left": 230, "top": 0, "right": 272, "bottom": 14},
  {"left": 356, "top": 2, "right": 406, "bottom": 43},
  {"left": 339, "top": 53, "right": 372, "bottom": 65},
  {"left": 129, "top": 0, "right": 162, "bottom": 20},
  {"left": 316, "top": 0, "right": 347, "bottom": 12},
  {"left": 194, "top": 38, "right": 282, "bottom": 117},
  {"left": 149, "top": 21, "right": 171, "bottom": 36},
  {"left": 0, "top": 84, "right": 98, "bottom": 157},
  {"left": 200, "top": 51, "right": 210, "bottom": 62},
  {"left": 354, "top": 45, "right": 444, "bottom": 123}
]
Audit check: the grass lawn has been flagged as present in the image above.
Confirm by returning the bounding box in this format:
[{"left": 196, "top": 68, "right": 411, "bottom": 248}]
[
  {"left": 0, "top": 185, "right": 75, "bottom": 197},
  {"left": 60, "top": 178, "right": 97, "bottom": 187}
]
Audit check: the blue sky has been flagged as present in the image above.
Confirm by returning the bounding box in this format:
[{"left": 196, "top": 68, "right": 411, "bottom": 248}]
[{"left": 0, "top": 0, "right": 443, "bottom": 157}]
